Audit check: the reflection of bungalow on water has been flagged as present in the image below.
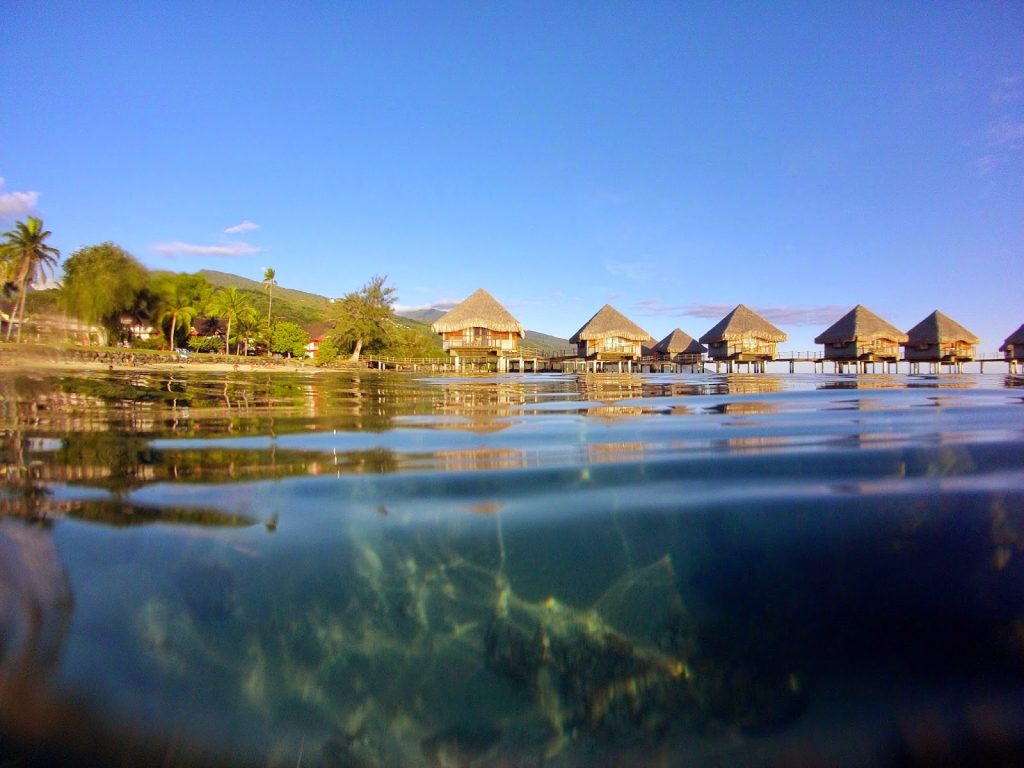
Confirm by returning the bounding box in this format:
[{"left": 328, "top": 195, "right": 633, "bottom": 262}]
[
  {"left": 431, "top": 288, "right": 525, "bottom": 372},
  {"left": 902, "top": 310, "right": 979, "bottom": 373},
  {"left": 569, "top": 305, "right": 653, "bottom": 373},
  {"left": 1001, "top": 324, "right": 1024, "bottom": 373},
  {"left": 651, "top": 329, "right": 706, "bottom": 370},
  {"left": 815, "top": 305, "right": 906, "bottom": 372},
  {"left": 699, "top": 305, "right": 785, "bottom": 373}
]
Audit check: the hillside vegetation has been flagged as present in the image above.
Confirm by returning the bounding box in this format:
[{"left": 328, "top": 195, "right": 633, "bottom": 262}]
[
  {"left": 197, "top": 270, "right": 329, "bottom": 326},
  {"left": 199, "top": 271, "right": 571, "bottom": 354}
]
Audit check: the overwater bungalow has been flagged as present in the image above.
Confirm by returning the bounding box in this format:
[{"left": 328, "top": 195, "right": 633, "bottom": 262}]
[
  {"left": 569, "top": 305, "right": 653, "bottom": 371},
  {"left": 902, "top": 310, "right": 979, "bottom": 371},
  {"left": 652, "top": 328, "right": 706, "bottom": 363},
  {"left": 815, "top": 305, "right": 907, "bottom": 369},
  {"left": 430, "top": 288, "right": 525, "bottom": 371},
  {"left": 1001, "top": 324, "right": 1024, "bottom": 363},
  {"left": 699, "top": 304, "right": 786, "bottom": 371}
]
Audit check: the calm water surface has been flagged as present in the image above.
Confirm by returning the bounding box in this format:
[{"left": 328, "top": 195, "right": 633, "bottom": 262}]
[{"left": 2, "top": 370, "right": 1024, "bottom": 767}]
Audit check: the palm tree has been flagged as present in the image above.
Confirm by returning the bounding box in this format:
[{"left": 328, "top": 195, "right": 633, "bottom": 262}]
[
  {"left": 0, "top": 257, "right": 16, "bottom": 324},
  {"left": 262, "top": 267, "right": 277, "bottom": 325},
  {"left": 0, "top": 217, "right": 60, "bottom": 341},
  {"left": 157, "top": 285, "right": 198, "bottom": 351},
  {"left": 236, "top": 314, "right": 270, "bottom": 357},
  {"left": 206, "top": 286, "right": 256, "bottom": 355}
]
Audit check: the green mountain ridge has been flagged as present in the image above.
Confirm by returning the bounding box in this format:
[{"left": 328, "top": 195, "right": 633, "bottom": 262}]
[
  {"left": 199, "top": 270, "right": 332, "bottom": 313},
  {"left": 399, "top": 307, "right": 446, "bottom": 324}
]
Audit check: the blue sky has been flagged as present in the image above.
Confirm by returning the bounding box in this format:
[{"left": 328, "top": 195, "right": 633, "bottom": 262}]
[{"left": 2, "top": 1, "right": 1022, "bottom": 350}]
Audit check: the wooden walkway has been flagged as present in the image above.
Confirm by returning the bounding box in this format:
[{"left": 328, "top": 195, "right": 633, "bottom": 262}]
[{"left": 362, "top": 352, "right": 1022, "bottom": 375}]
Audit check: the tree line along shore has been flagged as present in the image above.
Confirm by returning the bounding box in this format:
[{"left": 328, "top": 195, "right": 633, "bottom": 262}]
[
  {"left": 1, "top": 216, "right": 458, "bottom": 365},
  {"left": 6, "top": 216, "right": 1020, "bottom": 375}
]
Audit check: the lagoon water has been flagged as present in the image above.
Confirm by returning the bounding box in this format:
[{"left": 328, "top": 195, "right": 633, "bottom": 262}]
[{"left": 2, "top": 370, "right": 1024, "bottom": 767}]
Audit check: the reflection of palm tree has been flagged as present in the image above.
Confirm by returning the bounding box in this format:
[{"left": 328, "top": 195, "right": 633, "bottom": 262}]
[
  {"left": 157, "top": 286, "right": 198, "bottom": 350},
  {"left": 262, "top": 267, "right": 277, "bottom": 325},
  {"left": 0, "top": 217, "right": 61, "bottom": 341},
  {"left": 206, "top": 287, "right": 257, "bottom": 355}
]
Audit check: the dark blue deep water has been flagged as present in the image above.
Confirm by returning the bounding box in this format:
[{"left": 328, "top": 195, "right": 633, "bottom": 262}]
[{"left": 2, "top": 371, "right": 1024, "bottom": 767}]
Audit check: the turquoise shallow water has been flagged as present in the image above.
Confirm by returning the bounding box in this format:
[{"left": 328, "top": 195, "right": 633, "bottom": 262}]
[{"left": 2, "top": 371, "right": 1024, "bottom": 767}]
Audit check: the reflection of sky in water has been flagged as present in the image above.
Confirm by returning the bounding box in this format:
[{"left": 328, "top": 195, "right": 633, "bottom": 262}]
[
  {"left": 2, "top": 371, "right": 1024, "bottom": 765},
  {"left": 0, "top": 372, "right": 1022, "bottom": 500}
]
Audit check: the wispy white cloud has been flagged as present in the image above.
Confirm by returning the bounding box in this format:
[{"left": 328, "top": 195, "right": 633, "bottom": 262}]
[
  {"left": 0, "top": 177, "right": 39, "bottom": 217},
  {"left": 991, "top": 74, "right": 1024, "bottom": 104},
  {"left": 988, "top": 120, "right": 1024, "bottom": 150},
  {"left": 394, "top": 299, "right": 459, "bottom": 313},
  {"left": 633, "top": 299, "right": 846, "bottom": 327},
  {"left": 224, "top": 220, "right": 259, "bottom": 234},
  {"left": 605, "top": 260, "right": 655, "bottom": 283},
  {"left": 152, "top": 240, "right": 261, "bottom": 256},
  {"left": 755, "top": 305, "right": 849, "bottom": 326},
  {"left": 972, "top": 154, "right": 999, "bottom": 175}
]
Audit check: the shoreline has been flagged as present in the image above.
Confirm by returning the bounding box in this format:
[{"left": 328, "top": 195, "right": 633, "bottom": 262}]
[
  {"left": 1, "top": 359, "right": 324, "bottom": 374},
  {"left": 0, "top": 345, "right": 341, "bottom": 374}
]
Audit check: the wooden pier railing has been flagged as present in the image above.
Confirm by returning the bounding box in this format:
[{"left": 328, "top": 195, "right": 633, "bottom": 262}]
[{"left": 356, "top": 352, "right": 1021, "bottom": 375}]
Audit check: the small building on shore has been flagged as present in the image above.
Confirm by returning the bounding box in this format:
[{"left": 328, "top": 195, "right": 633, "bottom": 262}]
[
  {"left": 651, "top": 328, "right": 706, "bottom": 363},
  {"left": 1001, "top": 324, "right": 1024, "bottom": 362},
  {"left": 569, "top": 304, "right": 653, "bottom": 366},
  {"left": 815, "top": 305, "right": 907, "bottom": 364},
  {"left": 431, "top": 288, "right": 525, "bottom": 370},
  {"left": 699, "top": 305, "right": 786, "bottom": 367},
  {"left": 902, "top": 310, "right": 979, "bottom": 366}
]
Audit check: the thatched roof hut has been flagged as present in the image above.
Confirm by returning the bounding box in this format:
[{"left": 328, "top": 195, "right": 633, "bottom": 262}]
[
  {"left": 909, "top": 311, "right": 978, "bottom": 344},
  {"left": 815, "top": 305, "right": 906, "bottom": 362},
  {"left": 570, "top": 304, "right": 652, "bottom": 361},
  {"left": 815, "top": 305, "right": 907, "bottom": 345},
  {"left": 1001, "top": 323, "right": 1024, "bottom": 360},
  {"left": 700, "top": 304, "right": 786, "bottom": 344},
  {"left": 570, "top": 304, "right": 651, "bottom": 343},
  {"left": 431, "top": 288, "right": 525, "bottom": 337},
  {"left": 699, "top": 305, "right": 786, "bottom": 361},
  {"left": 903, "top": 310, "right": 979, "bottom": 363},
  {"left": 905, "top": 310, "right": 979, "bottom": 346},
  {"left": 652, "top": 328, "right": 706, "bottom": 358}
]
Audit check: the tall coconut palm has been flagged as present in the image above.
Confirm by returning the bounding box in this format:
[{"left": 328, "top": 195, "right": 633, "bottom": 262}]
[
  {"left": 0, "top": 217, "right": 60, "bottom": 341},
  {"left": 262, "top": 267, "right": 277, "bottom": 325},
  {"left": 157, "top": 285, "right": 198, "bottom": 351},
  {"left": 206, "top": 286, "right": 256, "bottom": 355}
]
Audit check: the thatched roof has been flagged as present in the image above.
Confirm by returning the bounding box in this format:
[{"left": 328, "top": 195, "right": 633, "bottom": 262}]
[
  {"left": 653, "top": 328, "right": 706, "bottom": 355},
  {"left": 699, "top": 304, "right": 786, "bottom": 344},
  {"left": 1001, "top": 323, "right": 1024, "bottom": 351},
  {"left": 430, "top": 288, "right": 524, "bottom": 337},
  {"left": 570, "top": 304, "right": 652, "bottom": 343},
  {"left": 905, "top": 310, "right": 979, "bottom": 345},
  {"left": 815, "top": 305, "right": 907, "bottom": 345}
]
